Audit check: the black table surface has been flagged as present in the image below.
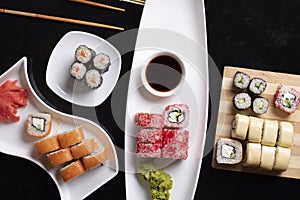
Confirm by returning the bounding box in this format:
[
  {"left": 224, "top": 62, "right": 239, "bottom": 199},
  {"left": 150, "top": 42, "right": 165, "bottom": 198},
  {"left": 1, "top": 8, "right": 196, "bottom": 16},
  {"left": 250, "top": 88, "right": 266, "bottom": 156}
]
[{"left": 1, "top": 0, "right": 300, "bottom": 199}]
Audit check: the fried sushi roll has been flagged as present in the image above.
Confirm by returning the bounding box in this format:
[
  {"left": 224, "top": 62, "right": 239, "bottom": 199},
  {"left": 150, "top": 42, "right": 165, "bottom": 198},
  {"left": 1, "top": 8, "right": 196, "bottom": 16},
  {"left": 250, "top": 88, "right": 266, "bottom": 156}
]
[
  {"left": 231, "top": 114, "right": 249, "bottom": 140},
  {"left": 273, "top": 146, "right": 291, "bottom": 171},
  {"left": 243, "top": 142, "right": 261, "bottom": 167},
  {"left": 93, "top": 53, "right": 111, "bottom": 73},
  {"left": 248, "top": 77, "right": 267, "bottom": 95},
  {"left": 261, "top": 119, "right": 278, "bottom": 146},
  {"left": 216, "top": 138, "right": 243, "bottom": 164},
  {"left": 233, "top": 93, "right": 251, "bottom": 110},
  {"left": 233, "top": 71, "right": 250, "bottom": 90},
  {"left": 248, "top": 116, "right": 263, "bottom": 143},
  {"left": 260, "top": 145, "right": 276, "bottom": 170},
  {"left": 277, "top": 121, "right": 294, "bottom": 148}
]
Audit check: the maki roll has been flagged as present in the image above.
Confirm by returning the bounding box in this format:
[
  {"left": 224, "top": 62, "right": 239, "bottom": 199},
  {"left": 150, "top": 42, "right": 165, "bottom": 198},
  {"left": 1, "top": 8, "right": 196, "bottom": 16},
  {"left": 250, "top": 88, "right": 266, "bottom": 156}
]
[
  {"left": 233, "top": 92, "right": 251, "bottom": 110},
  {"left": 274, "top": 84, "right": 300, "bottom": 114},
  {"left": 233, "top": 71, "right": 250, "bottom": 90},
  {"left": 93, "top": 53, "right": 111, "bottom": 73},
  {"left": 75, "top": 45, "right": 95, "bottom": 64},
  {"left": 216, "top": 138, "right": 243, "bottom": 164},
  {"left": 69, "top": 62, "right": 87, "bottom": 80},
  {"left": 252, "top": 97, "right": 269, "bottom": 114},
  {"left": 163, "top": 104, "right": 190, "bottom": 129},
  {"left": 231, "top": 114, "right": 249, "bottom": 140},
  {"left": 26, "top": 113, "right": 52, "bottom": 138},
  {"left": 85, "top": 69, "right": 103, "bottom": 89},
  {"left": 248, "top": 78, "right": 267, "bottom": 95}
]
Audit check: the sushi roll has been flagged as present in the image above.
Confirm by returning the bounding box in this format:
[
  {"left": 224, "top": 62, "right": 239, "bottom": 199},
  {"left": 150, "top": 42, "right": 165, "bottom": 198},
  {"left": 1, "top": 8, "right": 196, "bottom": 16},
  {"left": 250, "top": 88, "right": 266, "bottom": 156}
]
[
  {"left": 274, "top": 84, "right": 300, "bottom": 114},
  {"left": 233, "top": 71, "right": 250, "bottom": 90},
  {"left": 69, "top": 62, "right": 87, "bottom": 80},
  {"left": 243, "top": 142, "right": 261, "bottom": 167},
  {"left": 26, "top": 113, "right": 52, "bottom": 138},
  {"left": 135, "top": 113, "right": 164, "bottom": 129},
  {"left": 231, "top": 114, "right": 249, "bottom": 140},
  {"left": 248, "top": 77, "right": 267, "bottom": 95},
  {"left": 85, "top": 69, "right": 103, "bottom": 89},
  {"left": 261, "top": 119, "right": 278, "bottom": 147},
  {"left": 248, "top": 116, "right": 263, "bottom": 143},
  {"left": 93, "top": 53, "right": 111, "bottom": 73},
  {"left": 163, "top": 104, "right": 189, "bottom": 129},
  {"left": 216, "top": 138, "right": 243, "bottom": 164},
  {"left": 233, "top": 92, "right": 251, "bottom": 110},
  {"left": 273, "top": 146, "right": 291, "bottom": 171},
  {"left": 277, "top": 121, "right": 294, "bottom": 148},
  {"left": 252, "top": 97, "right": 269, "bottom": 114},
  {"left": 260, "top": 145, "right": 276, "bottom": 170},
  {"left": 75, "top": 45, "right": 95, "bottom": 64}
]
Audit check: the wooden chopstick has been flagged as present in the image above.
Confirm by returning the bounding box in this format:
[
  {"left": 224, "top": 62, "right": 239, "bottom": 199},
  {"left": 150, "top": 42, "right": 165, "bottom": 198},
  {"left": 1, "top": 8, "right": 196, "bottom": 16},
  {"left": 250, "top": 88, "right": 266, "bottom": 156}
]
[
  {"left": 69, "top": 0, "right": 125, "bottom": 12},
  {"left": 0, "top": 8, "right": 124, "bottom": 31},
  {"left": 120, "top": 0, "right": 145, "bottom": 6}
]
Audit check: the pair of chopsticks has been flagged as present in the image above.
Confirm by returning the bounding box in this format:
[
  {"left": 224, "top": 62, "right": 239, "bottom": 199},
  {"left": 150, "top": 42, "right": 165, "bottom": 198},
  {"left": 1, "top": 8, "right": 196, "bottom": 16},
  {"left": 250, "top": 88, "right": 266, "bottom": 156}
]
[
  {"left": 120, "top": 0, "right": 145, "bottom": 6},
  {"left": 0, "top": 0, "right": 125, "bottom": 31}
]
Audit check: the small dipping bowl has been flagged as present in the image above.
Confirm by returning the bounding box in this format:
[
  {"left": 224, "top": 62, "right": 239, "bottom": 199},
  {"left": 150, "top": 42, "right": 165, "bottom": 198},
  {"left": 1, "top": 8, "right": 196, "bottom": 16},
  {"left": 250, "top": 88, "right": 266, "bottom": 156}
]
[{"left": 141, "top": 51, "right": 185, "bottom": 97}]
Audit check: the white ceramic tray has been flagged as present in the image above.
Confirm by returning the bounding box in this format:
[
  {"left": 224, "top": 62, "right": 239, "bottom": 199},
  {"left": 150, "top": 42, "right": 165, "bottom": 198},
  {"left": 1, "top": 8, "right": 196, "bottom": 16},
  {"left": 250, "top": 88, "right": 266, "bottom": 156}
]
[
  {"left": 0, "top": 57, "right": 118, "bottom": 200},
  {"left": 124, "top": 0, "right": 209, "bottom": 199},
  {"left": 46, "top": 31, "right": 122, "bottom": 107}
]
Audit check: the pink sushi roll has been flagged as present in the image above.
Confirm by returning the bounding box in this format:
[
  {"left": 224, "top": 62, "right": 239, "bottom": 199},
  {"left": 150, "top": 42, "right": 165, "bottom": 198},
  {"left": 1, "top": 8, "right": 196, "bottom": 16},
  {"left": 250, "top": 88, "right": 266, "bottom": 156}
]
[
  {"left": 161, "top": 129, "right": 189, "bottom": 160},
  {"left": 136, "top": 143, "right": 161, "bottom": 158},
  {"left": 163, "top": 104, "right": 190, "bottom": 129},
  {"left": 274, "top": 84, "right": 300, "bottom": 114},
  {"left": 135, "top": 113, "right": 164, "bottom": 128},
  {"left": 136, "top": 128, "right": 163, "bottom": 146}
]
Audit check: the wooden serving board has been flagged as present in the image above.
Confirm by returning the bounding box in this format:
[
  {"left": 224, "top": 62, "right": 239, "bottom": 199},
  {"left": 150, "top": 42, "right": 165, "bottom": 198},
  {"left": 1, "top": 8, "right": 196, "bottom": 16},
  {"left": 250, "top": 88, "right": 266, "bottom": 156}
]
[{"left": 212, "top": 66, "right": 300, "bottom": 179}]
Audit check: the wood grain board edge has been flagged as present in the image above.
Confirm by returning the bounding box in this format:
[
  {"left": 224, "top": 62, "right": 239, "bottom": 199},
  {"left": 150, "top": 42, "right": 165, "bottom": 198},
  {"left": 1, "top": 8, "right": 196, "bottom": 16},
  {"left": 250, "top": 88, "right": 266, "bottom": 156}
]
[{"left": 211, "top": 66, "right": 300, "bottom": 180}]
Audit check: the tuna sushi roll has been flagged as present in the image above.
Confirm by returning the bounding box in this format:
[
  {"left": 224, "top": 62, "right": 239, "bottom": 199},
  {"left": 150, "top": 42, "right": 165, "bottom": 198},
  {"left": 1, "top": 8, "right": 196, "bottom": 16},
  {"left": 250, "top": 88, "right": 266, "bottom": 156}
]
[
  {"left": 70, "top": 62, "right": 87, "bottom": 80},
  {"left": 248, "top": 77, "right": 267, "bottom": 95},
  {"left": 233, "top": 71, "right": 250, "bottom": 90},
  {"left": 93, "top": 53, "right": 111, "bottom": 73},
  {"left": 274, "top": 84, "right": 300, "bottom": 114},
  {"left": 233, "top": 92, "right": 251, "bottom": 110},
  {"left": 252, "top": 97, "right": 269, "bottom": 114},
  {"left": 75, "top": 45, "right": 95, "bottom": 64},
  {"left": 85, "top": 69, "right": 103, "bottom": 89},
  {"left": 216, "top": 138, "right": 243, "bottom": 164}
]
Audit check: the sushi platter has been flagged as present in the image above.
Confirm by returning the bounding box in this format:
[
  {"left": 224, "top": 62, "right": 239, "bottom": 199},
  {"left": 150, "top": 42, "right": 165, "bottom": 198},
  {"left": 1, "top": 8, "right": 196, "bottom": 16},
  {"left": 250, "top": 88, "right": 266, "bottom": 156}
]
[{"left": 212, "top": 66, "right": 300, "bottom": 179}]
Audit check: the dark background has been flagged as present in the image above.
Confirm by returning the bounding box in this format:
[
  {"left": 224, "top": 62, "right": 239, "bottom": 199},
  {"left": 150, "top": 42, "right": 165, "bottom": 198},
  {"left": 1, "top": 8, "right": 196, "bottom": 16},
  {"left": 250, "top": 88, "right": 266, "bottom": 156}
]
[{"left": 0, "top": 0, "right": 300, "bottom": 199}]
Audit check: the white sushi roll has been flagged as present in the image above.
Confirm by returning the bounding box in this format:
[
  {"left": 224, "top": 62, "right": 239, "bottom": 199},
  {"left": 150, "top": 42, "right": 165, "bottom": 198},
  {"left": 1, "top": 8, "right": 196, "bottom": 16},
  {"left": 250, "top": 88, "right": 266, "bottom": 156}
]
[
  {"left": 216, "top": 138, "right": 243, "bottom": 164},
  {"left": 70, "top": 62, "right": 87, "bottom": 80},
  {"left": 75, "top": 45, "right": 95, "bottom": 63},
  {"left": 233, "top": 93, "right": 251, "bottom": 110},
  {"left": 93, "top": 53, "right": 111, "bottom": 73},
  {"left": 252, "top": 97, "right": 269, "bottom": 114},
  {"left": 260, "top": 145, "right": 276, "bottom": 170},
  {"left": 233, "top": 71, "right": 250, "bottom": 90},
  {"left": 231, "top": 114, "right": 249, "bottom": 140},
  {"left": 277, "top": 121, "right": 294, "bottom": 148},
  {"left": 248, "top": 116, "right": 263, "bottom": 143},
  {"left": 248, "top": 77, "right": 267, "bottom": 95},
  {"left": 261, "top": 119, "right": 278, "bottom": 146},
  {"left": 273, "top": 146, "right": 291, "bottom": 171},
  {"left": 85, "top": 69, "right": 103, "bottom": 89},
  {"left": 243, "top": 142, "right": 261, "bottom": 167}
]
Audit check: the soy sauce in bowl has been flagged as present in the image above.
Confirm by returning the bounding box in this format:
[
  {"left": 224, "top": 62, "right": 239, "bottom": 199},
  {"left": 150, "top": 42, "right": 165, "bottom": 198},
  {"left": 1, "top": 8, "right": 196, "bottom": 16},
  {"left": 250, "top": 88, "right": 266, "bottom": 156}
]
[{"left": 146, "top": 55, "right": 183, "bottom": 92}]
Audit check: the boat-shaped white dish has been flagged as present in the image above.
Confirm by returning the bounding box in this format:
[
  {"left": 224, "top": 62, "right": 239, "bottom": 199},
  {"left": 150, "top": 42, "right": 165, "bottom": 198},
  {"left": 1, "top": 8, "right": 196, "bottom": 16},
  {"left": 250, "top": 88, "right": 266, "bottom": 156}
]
[
  {"left": 46, "top": 31, "right": 122, "bottom": 107},
  {"left": 124, "top": 0, "right": 209, "bottom": 199},
  {"left": 0, "top": 57, "right": 118, "bottom": 200}
]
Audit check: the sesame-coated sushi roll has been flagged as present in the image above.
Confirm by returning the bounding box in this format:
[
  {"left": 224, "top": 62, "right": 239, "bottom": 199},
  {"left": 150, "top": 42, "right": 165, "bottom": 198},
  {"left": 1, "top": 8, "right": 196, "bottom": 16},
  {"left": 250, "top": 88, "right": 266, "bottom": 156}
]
[
  {"left": 233, "top": 71, "right": 250, "bottom": 90},
  {"left": 163, "top": 104, "right": 190, "bottom": 129},
  {"left": 274, "top": 84, "right": 300, "bottom": 114},
  {"left": 93, "top": 53, "right": 111, "bottom": 74},
  {"left": 85, "top": 69, "right": 103, "bottom": 89},
  {"left": 75, "top": 45, "right": 95, "bottom": 64},
  {"left": 70, "top": 62, "right": 87, "bottom": 80},
  {"left": 233, "top": 92, "right": 251, "bottom": 110},
  {"left": 135, "top": 113, "right": 164, "bottom": 129},
  {"left": 252, "top": 97, "right": 269, "bottom": 114},
  {"left": 248, "top": 77, "right": 267, "bottom": 95},
  {"left": 216, "top": 138, "right": 243, "bottom": 164}
]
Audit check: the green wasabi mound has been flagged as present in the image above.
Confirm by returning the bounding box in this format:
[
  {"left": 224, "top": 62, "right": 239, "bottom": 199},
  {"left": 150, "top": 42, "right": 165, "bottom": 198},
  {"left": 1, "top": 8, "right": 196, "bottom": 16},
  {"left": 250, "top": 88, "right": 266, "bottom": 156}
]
[{"left": 138, "top": 164, "right": 173, "bottom": 200}]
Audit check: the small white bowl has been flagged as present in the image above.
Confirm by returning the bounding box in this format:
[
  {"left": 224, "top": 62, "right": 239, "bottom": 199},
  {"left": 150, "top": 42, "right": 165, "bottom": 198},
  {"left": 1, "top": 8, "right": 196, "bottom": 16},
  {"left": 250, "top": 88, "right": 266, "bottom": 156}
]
[{"left": 140, "top": 51, "right": 185, "bottom": 97}]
